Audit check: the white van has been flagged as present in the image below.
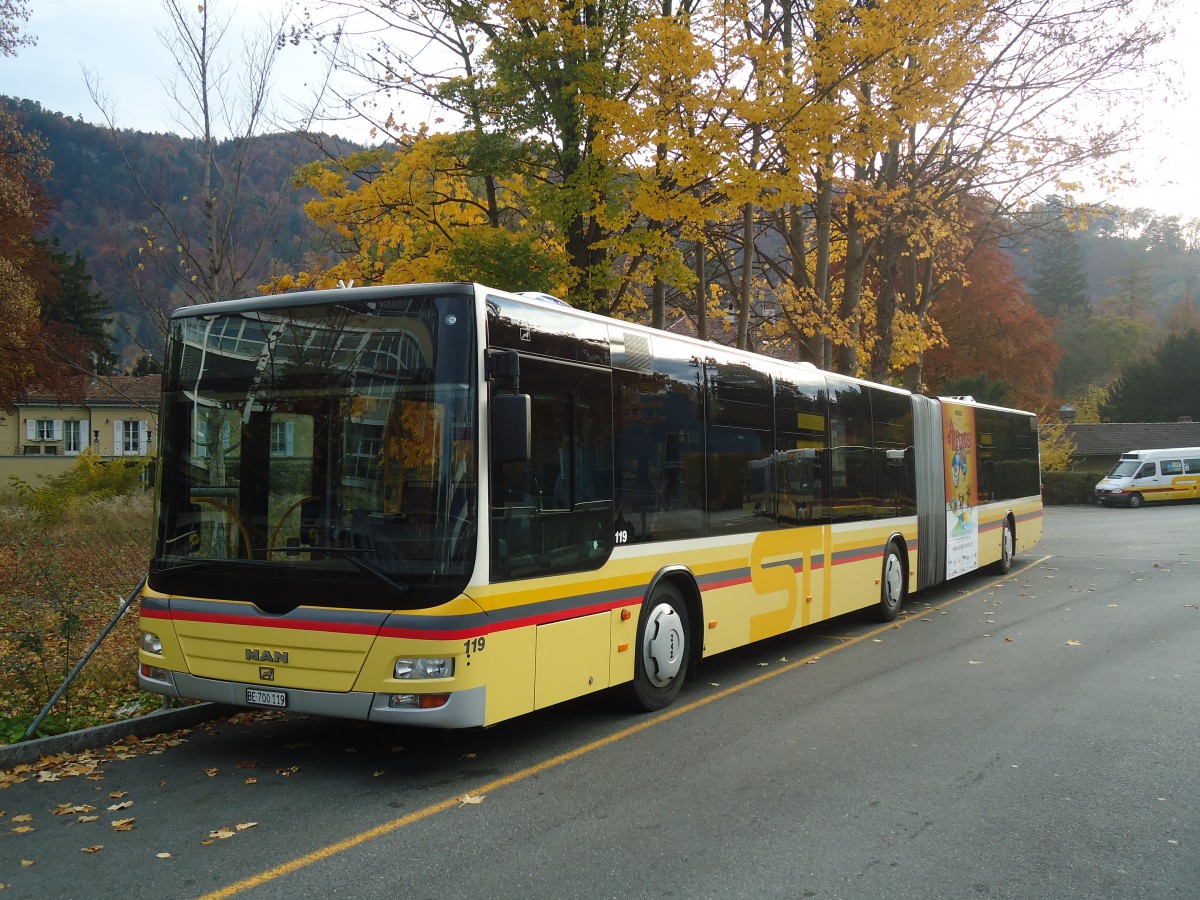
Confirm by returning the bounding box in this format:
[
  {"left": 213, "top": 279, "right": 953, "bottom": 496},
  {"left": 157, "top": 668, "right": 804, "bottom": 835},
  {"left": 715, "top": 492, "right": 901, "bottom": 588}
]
[{"left": 1094, "top": 447, "right": 1200, "bottom": 507}]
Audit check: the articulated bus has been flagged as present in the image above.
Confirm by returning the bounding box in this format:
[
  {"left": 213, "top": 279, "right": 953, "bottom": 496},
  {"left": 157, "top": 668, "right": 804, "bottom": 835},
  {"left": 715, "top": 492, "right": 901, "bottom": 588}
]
[{"left": 138, "top": 283, "right": 1043, "bottom": 727}]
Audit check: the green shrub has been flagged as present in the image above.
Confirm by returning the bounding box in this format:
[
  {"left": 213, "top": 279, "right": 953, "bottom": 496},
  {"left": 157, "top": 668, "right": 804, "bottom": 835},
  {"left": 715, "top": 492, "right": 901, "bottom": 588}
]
[
  {"left": 7, "top": 448, "right": 152, "bottom": 521},
  {"left": 1042, "top": 470, "right": 1097, "bottom": 505}
]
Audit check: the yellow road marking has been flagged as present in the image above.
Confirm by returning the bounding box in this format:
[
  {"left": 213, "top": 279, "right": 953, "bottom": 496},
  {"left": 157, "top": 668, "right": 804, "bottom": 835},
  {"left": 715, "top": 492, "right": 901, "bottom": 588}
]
[{"left": 201, "top": 554, "right": 1051, "bottom": 899}]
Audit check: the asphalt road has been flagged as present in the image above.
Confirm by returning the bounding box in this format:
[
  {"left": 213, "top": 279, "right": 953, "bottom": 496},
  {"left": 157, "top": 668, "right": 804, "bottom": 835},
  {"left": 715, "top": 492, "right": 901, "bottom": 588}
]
[{"left": 2, "top": 504, "right": 1197, "bottom": 899}]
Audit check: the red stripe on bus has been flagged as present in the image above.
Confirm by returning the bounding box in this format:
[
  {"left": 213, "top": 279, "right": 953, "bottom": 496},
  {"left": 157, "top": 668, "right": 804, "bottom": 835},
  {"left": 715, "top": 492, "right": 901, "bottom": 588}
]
[{"left": 140, "top": 607, "right": 378, "bottom": 635}]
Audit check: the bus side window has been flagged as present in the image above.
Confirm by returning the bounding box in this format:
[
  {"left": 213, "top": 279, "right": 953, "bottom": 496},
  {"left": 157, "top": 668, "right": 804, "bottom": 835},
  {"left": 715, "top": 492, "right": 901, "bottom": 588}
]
[
  {"left": 1161, "top": 460, "right": 1183, "bottom": 476},
  {"left": 490, "top": 356, "right": 613, "bottom": 580},
  {"left": 1185, "top": 459, "right": 1200, "bottom": 475}
]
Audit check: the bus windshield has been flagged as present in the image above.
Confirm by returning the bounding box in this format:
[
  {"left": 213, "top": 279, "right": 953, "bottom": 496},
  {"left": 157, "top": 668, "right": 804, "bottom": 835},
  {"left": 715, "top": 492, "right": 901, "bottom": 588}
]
[
  {"left": 149, "top": 293, "right": 477, "bottom": 610},
  {"left": 1106, "top": 460, "right": 1141, "bottom": 478}
]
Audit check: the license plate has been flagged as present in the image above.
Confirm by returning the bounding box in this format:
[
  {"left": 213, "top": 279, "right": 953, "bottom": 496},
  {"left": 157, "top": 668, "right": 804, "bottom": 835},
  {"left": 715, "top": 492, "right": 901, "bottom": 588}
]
[{"left": 246, "top": 688, "right": 287, "bottom": 708}]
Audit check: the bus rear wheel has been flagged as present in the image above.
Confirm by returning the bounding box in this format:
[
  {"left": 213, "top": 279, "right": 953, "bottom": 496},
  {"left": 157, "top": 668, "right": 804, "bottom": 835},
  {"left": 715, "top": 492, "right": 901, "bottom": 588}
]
[
  {"left": 631, "top": 583, "right": 690, "bottom": 711},
  {"left": 877, "top": 542, "right": 906, "bottom": 622},
  {"left": 990, "top": 520, "right": 1014, "bottom": 574}
]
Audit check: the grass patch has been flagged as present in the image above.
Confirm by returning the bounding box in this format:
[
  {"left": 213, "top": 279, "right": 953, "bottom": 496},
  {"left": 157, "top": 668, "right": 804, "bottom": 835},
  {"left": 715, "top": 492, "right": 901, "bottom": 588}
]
[{"left": 0, "top": 491, "right": 156, "bottom": 743}]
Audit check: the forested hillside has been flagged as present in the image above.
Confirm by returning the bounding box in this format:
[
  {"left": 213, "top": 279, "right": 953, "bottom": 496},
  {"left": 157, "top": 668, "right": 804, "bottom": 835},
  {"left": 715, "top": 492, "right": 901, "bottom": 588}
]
[{"left": 4, "top": 97, "right": 360, "bottom": 365}]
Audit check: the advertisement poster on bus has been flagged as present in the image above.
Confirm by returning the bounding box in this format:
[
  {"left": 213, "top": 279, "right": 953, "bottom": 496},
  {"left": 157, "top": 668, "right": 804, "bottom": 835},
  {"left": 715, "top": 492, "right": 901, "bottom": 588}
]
[{"left": 942, "top": 401, "right": 979, "bottom": 579}]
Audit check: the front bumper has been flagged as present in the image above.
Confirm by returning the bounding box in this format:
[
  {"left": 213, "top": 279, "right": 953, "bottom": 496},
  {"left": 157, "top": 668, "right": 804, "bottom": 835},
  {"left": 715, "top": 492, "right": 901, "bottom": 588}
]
[{"left": 139, "top": 669, "right": 487, "bottom": 729}]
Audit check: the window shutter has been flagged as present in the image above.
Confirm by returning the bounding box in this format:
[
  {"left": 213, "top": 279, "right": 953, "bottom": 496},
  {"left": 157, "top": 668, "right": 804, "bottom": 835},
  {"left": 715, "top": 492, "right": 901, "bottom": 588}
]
[
  {"left": 26, "top": 420, "right": 35, "bottom": 440},
  {"left": 285, "top": 420, "right": 295, "bottom": 456},
  {"left": 114, "top": 421, "right": 124, "bottom": 456},
  {"left": 139, "top": 421, "right": 149, "bottom": 456},
  {"left": 53, "top": 420, "right": 63, "bottom": 441}
]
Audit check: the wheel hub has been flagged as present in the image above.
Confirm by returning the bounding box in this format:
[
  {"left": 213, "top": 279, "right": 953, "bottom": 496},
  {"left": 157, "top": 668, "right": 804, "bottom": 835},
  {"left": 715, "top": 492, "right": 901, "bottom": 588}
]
[
  {"left": 643, "top": 603, "right": 685, "bottom": 687},
  {"left": 884, "top": 554, "right": 903, "bottom": 605}
]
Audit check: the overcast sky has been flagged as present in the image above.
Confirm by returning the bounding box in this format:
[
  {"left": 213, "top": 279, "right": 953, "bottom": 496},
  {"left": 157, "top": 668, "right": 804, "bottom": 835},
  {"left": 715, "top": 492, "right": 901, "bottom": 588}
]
[{"left": 2, "top": 0, "right": 1198, "bottom": 220}]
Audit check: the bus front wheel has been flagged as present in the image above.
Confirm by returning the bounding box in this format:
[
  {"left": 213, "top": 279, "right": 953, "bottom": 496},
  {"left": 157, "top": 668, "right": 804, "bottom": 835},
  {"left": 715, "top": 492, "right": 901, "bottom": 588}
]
[
  {"left": 631, "top": 583, "right": 691, "bottom": 711},
  {"left": 1127, "top": 493, "right": 1144, "bottom": 509},
  {"left": 877, "top": 542, "right": 906, "bottom": 622}
]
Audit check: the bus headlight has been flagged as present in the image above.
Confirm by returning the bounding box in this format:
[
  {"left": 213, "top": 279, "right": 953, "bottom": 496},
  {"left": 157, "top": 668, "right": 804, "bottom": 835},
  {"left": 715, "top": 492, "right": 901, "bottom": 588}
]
[
  {"left": 141, "top": 632, "right": 163, "bottom": 655},
  {"left": 393, "top": 657, "right": 455, "bottom": 679}
]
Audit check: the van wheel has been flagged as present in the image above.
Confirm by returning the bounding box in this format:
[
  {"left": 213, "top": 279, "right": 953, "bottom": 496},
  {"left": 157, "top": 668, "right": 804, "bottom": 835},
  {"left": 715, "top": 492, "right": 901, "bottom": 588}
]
[
  {"left": 1127, "top": 493, "right": 1144, "bottom": 509},
  {"left": 631, "top": 583, "right": 690, "bottom": 711},
  {"left": 877, "top": 542, "right": 906, "bottom": 622}
]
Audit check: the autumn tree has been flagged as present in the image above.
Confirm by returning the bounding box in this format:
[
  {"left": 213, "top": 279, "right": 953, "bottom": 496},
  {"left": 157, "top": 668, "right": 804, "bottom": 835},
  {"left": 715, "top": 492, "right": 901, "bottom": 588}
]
[
  {"left": 0, "top": 1, "right": 57, "bottom": 410},
  {"left": 922, "top": 227, "right": 1060, "bottom": 411},
  {"left": 271, "top": 135, "right": 568, "bottom": 294},
  {"left": 836, "top": 0, "right": 1168, "bottom": 387},
  {"left": 299, "top": 0, "right": 654, "bottom": 312}
]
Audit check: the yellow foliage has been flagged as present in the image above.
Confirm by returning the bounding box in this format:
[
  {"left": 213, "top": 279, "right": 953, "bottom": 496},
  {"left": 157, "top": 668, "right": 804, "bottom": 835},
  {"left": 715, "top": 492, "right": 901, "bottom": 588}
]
[{"left": 1038, "top": 418, "right": 1076, "bottom": 473}]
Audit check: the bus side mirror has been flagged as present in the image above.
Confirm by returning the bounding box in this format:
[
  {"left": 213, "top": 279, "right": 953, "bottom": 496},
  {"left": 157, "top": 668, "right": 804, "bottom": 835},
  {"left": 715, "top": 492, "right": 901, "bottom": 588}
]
[{"left": 492, "top": 393, "right": 531, "bottom": 463}]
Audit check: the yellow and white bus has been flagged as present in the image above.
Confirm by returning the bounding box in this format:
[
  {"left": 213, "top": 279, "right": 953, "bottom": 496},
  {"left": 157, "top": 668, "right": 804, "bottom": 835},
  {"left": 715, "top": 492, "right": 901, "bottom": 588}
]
[{"left": 138, "top": 283, "right": 1042, "bottom": 727}]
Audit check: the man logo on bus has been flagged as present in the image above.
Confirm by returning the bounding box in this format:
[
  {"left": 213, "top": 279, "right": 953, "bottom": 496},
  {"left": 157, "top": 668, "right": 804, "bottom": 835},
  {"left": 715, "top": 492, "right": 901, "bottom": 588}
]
[{"left": 246, "top": 648, "right": 289, "bottom": 664}]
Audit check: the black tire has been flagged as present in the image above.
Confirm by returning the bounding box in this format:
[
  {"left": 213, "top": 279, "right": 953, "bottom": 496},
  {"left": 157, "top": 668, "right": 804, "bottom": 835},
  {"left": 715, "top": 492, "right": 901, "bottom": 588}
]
[
  {"left": 877, "top": 541, "right": 906, "bottom": 622},
  {"left": 631, "top": 582, "right": 690, "bottom": 711},
  {"left": 1128, "top": 493, "right": 1144, "bottom": 509},
  {"left": 990, "top": 519, "right": 1014, "bottom": 575}
]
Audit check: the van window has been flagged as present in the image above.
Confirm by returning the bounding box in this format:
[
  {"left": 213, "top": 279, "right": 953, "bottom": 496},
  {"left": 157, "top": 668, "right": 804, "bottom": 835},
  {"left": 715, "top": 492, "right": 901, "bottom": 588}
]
[
  {"left": 1160, "top": 460, "right": 1183, "bottom": 476},
  {"left": 1136, "top": 463, "right": 1156, "bottom": 478},
  {"left": 1185, "top": 458, "right": 1200, "bottom": 474}
]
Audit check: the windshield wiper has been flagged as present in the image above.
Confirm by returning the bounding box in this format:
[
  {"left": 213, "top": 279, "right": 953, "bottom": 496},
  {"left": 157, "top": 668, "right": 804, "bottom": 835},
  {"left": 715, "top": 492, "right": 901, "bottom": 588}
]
[{"left": 303, "top": 547, "right": 411, "bottom": 598}]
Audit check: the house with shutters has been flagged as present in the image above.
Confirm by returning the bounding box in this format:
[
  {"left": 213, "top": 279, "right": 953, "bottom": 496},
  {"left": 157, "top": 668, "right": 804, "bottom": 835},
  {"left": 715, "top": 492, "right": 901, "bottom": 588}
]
[{"left": 0, "top": 376, "right": 161, "bottom": 490}]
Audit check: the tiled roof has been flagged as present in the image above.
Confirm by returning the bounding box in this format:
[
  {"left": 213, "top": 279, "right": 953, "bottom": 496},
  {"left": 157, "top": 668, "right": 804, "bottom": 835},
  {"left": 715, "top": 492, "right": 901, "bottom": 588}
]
[
  {"left": 1066, "top": 422, "right": 1200, "bottom": 457},
  {"left": 21, "top": 376, "right": 162, "bottom": 409}
]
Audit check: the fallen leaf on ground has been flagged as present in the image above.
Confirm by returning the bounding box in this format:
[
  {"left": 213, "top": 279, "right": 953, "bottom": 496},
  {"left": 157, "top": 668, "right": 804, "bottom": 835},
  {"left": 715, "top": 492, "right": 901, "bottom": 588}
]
[
  {"left": 78, "top": 815, "right": 99, "bottom": 823},
  {"left": 54, "top": 803, "right": 96, "bottom": 816},
  {"left": 156, "top": 852, "right": 172, "bottom": 859},
  {"left": 236, "top": 822, "right": 257, "bottom": 831},
  {"left": 457, "top": 793, "right": 485, "bottom": 807},
  {"left": 204, "top": 768, "right": 219, "bottom": 777},
  {"left": 111, "top": 818, "right": 136, "bottom": 831},
  {"left": 11, "top": 826, "right": 34, "bottom": 834},
  {"left": 81, "top": 845, "right": 104, "bottom": 854},
  {"left": 1066, "top": 640, "right": 1082, "bottom": 646},
  {"left": 107, "top": 801, "right": 133, "bottom": 811},
  {"left": 209, "top": 828, "right": 236, "bottom": 840}
]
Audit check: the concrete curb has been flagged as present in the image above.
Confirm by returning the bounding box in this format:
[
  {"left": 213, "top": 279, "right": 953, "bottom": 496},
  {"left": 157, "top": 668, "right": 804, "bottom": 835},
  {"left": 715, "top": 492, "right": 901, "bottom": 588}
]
[{"left": 0, "top": 703, "right": 238, "bottom": 771}]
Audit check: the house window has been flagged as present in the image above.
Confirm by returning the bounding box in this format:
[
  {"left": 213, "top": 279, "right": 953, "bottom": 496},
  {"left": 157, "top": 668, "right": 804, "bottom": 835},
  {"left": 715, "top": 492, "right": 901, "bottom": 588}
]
[
  {"left": 64, "top": 420, "right": 83, "bottom": 454},
  {"left": 115, "top": 420, "right": 150, "bottom": 456},
  {"left": 27, "top": 419, "right": 63, "bottom": 442},
  {"left": 269, "top": 420, "right": 295, "bottom": 457},
  {"left": 195, "top": 417, "right": 231, "bottom": 459},
  {"left": 124, "top": 420, "right": 142, "bottom": 454}
]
